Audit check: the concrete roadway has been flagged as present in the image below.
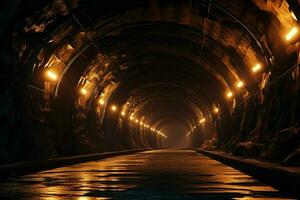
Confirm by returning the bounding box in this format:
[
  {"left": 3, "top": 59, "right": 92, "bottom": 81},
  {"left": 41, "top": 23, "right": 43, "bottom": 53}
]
[{"left": 0, "top": 149, "right": 295, "bottom": 199}]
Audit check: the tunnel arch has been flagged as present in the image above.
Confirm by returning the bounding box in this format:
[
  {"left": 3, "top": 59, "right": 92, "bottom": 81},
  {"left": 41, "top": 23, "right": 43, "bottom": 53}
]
[{"left": 0, "top": 0, "right": 299, "bottom": 164}]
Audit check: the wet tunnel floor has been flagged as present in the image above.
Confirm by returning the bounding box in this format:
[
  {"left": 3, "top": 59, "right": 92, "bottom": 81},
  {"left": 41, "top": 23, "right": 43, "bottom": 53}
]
[{"left": 0, "top": 149, "right": 295, "bottom": 199}]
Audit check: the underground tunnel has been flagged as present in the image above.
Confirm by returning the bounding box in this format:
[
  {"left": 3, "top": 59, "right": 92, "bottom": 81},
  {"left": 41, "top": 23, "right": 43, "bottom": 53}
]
[{"left": 0, "top": 0, "right": 300, "bottom": 199}]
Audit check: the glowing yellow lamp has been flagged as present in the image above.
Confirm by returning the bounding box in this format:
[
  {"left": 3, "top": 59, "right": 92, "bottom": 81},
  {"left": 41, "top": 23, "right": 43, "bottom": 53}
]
[
  {"left": 286, "top": 27, "right": 298, "bottom": 41},
  {"left": 46, "top": 70, "right": 57, "bottom": 81}
]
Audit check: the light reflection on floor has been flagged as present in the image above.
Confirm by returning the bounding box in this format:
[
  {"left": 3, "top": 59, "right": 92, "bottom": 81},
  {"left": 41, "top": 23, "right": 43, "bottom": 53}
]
[{"left": 0, "top": 150, "right": 296, "bottom": 199}]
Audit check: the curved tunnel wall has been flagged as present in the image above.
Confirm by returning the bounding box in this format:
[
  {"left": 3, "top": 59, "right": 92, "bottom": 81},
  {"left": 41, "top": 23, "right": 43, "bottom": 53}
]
[{"left": 0, "top": 0, "right": 299, "bottom": 164}]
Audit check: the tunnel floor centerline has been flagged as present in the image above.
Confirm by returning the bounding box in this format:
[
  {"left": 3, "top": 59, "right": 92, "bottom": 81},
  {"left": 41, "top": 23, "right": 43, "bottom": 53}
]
[{"left": 0, "top": 149, "right": 294, "bottom": 199}]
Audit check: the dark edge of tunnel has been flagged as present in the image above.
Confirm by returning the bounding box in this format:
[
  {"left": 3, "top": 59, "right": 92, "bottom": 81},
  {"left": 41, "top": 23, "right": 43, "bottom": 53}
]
[{"left": 194, "top": 148, "right": 300, "bottom": 198}]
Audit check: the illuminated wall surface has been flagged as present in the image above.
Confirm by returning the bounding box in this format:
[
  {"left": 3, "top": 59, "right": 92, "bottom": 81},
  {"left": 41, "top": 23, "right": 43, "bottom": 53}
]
[{"left": 0, "top": 0, "right": 299, "bottom": 165}]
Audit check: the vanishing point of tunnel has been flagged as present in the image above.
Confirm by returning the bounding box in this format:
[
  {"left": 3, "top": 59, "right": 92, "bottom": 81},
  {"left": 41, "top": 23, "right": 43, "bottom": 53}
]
[{"left": 0, "top": 0, "right": 300, "bottom": 199}]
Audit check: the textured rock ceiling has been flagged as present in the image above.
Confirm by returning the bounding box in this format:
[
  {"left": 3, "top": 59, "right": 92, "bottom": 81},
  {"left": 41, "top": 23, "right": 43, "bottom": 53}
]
[{"left": 14, "top": 0, "right": 299, "bottom": 132}]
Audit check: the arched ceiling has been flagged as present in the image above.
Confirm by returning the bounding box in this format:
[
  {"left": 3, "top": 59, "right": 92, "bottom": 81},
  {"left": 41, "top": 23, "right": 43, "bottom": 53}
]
[{"left": 14, "top": 0, "right": 299, "bottom": 139}]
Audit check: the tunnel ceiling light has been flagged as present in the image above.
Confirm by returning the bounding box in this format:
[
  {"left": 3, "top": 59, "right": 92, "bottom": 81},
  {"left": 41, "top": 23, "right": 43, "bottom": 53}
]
[
  {"left": 236, "top": 81, "right": 244, "bottom": 89},
  {"left": 199, "top": 118, "right": 206, "bottom": 124},
  {"left": 286, "top": 26, "right": 299, "bottom": 41},
  {"left": 226, "top": 91, "right": 233, "bottom": 98},
  {"left": 121, "top": 111, "right": 126, "bottom": 116},
  {"left": 135, "top": 119, "right": 139, "bottom": 123},
  {"left": 140, "top": 121, "right": 144, "bottom": 125},
  {"left": 46, "top": 70, "right": 58, "bottom": 81},
  {"left": 251, "top": 63, "right": 262, "bottom": 73},
  {"left": 159, "top": 132, "right": 167, "bottom": 138},
  {"left": 130, "top": 116, "right": 134, "bottom": 121},
  {"left": 80, "top": 88, "right": 88, "bottom": 96},
  {"left": 99, "top": 98, "right": 105, "bottom": 105},
  {"left": 111, "top": 105, "right": 117, "bottom": 112},
  {"left": 213, "top": 107, "right": 219, "bottom": 114}
]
